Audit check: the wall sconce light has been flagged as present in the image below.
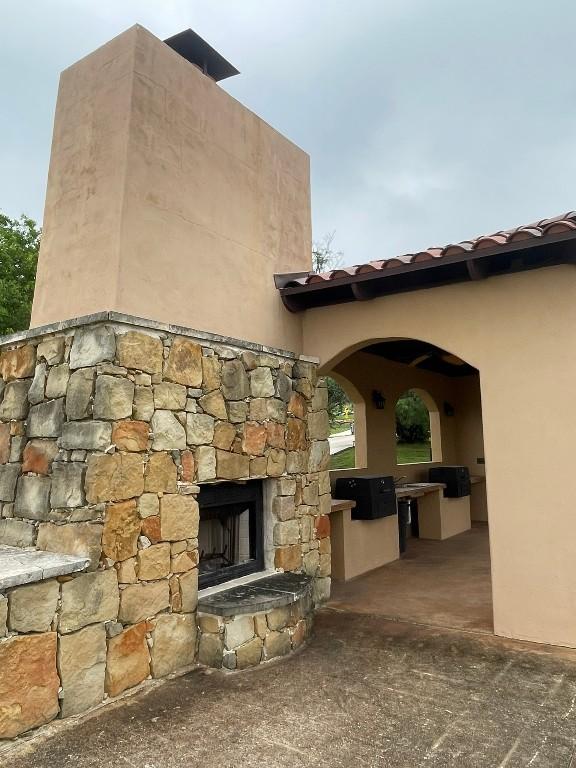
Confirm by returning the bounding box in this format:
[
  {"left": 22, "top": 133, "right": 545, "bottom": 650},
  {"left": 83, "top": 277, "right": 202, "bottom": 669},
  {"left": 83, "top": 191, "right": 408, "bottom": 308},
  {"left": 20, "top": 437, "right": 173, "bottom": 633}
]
[
  {"left": 372, "top": 389, "right": 386, "bottom": 410},
  {"left": 443, "top": 401, "right": 455, "bottom": 417}
]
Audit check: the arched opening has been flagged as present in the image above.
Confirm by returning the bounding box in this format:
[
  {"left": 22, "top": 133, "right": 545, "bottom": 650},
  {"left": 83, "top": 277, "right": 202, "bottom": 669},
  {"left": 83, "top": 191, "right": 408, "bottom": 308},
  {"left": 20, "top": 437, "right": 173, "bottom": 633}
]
[
  {"left": 395, "top": 388, "right": 442, "bottom": 465},
  {"left": 325, "top": 373, "right": 367, "bottom": 471},
  {"left": 322, "top": 337, "right": 493, "bottom": 636}
]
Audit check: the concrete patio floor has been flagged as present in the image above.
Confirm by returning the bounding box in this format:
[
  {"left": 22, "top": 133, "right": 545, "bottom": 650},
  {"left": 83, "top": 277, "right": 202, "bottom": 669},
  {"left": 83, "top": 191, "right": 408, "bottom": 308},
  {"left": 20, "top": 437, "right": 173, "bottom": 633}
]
[
  {"left": 330, "top": 523, "right": 494, "bottom": 633},
  {"left": 5, "top": 609, "right": 576, "bottom": 768}
]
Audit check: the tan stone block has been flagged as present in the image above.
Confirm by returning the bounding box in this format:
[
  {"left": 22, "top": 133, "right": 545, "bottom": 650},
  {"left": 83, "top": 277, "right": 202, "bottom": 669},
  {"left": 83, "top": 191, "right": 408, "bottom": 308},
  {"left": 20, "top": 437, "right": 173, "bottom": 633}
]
[
  {"left": 250, "top": 456, "right": 267, "bottom": 476},
  {"left": 105, "top": 622, "right": 150, "bottom": 697},
  {"left": 117, "top": 331, "right": 163, "bottom": 374},
  {"left": 102, "top": 500, "right": 140, "bottom": 561},
  {"left": 254, "top": 613, "right": 268, "bottom": 639},
  {"left": 198, "top": 632, "right": 224, "bottom": 668},
  {"left": 309, "top": 440, "right": 330, "bottom": 472},
  {"left": 249, "top": 398, "right": 268, "bottom": 421},
  {"left": 22, "top": 439, "right": 58, "bottom": 475},
  {"left": 138, "top": 492, "right": 159, "bottom": 518},
  {"left": 198, "top": 614, "right": 223, "bottom": 634},
  {"left": 171, "top": 540, "right": 187, "bottom": 555},
  {"left": 201, "top": 356, "right": 221, "bottom": 392},
  {"left": 273, "top": 495, "right": 296, "bottom": 521},
  {"left": 141, "top": 515, "right": 162, "bottom": 544},
  {"left": 319, "top": 552, "right": 331, "bottom": 577},
  {"left": 0, "top": 595, "right": 6, "bottom": 637},
  {"left": 0, "top": 633, "right": 59, "bottom": 738},
  {"left": 303, "top": 549, "right": 320, "bottom": 575},
  {"left": 60, "top": 570, "right": 120, "bottom": 633},
  {"left": 249, "top": 367, "right": 274, "bottom": 398},
  {"left": 242, "top": 422, "right": 267, "bottom": 456},
  {"left": 137, "top": 543, "right": 170, "bottom": 580},
  {"left": 164, "top": 338, "right": 202, "bottom": 387},
  {"left": 171, "top": 550, "right": 196, "bottom": 572},
  {"left": 116, "top": 557, "right": 138, "bottom": 584},
  {"left": 150, "top": 613, "right": 196, "bottom": 678},
  {"left": 221, "top": 360, "right": 249, "bottom": 400},
  {"left": 319, "top": 493, "right": 331, "bottom": 517},
  {"left": 319, "top": 537, "right": 331, "bottom": 555},
  {"left": 195, "top": 445, "right": 216, "bottom": 481},
  {"left": 267, "top": 449, "right": 286, "bottom": 477},
  {"left": 179, "top": 568, "right": 199, "bottom": 613},
  {"left": 266, "top": 421, "right": 285, "bottom": 449},
  {"left": 133, "top": 386, "right": 154, "bottom": 421},
  {"left": 291, "top": 619, "right": 307, "bottom": 650},
  {"left": 315, "top": 515, "right": 330, "bottom": 539},
  {"left": 199, "top": 390, "right": 227, "bottom": 419},
  {"left": 225, "top": 615, "right": 255, "bottom": 650},
  {"left": 267, "top": 605, "right": 291, "bottom": 631},
  {"left": 37, "top": 336, "right": 65, "bottom": 366},
  {"left": 58, "top": 623, "right": 106, "bottom": 717},
  {"left": 277, "top": 477, "right": 297, "bottom": 496},
  {"left": 112, "top": 420, "right": 149, "bottom": 451},
  {"left": 212, "top": 422, "right": 236, "bottom": 451},
  {"left": 145, "top": 452, "right": 177, "bottom": 493},
  {"left": 37, "top": 522, "right": 103, "bottom": 571},
  {"left": 0, "top": 422, "right": 10, "bottom": 464},
  {"left": 287, "top": 417, "right": 307, "bottom": 451},
  {"left": 85, "top": 453, "right": 144, "bottom": 504},
  {"left": 318, "top": 471, "right": 331, "bottom": 496},
  {"left": 308, "top": 410, "right": 329, "bottom": 441},
  {"left": 0, "top": 345, "right": 36, "bottom": 382},
  {"left": 118, "top": 581, "right": 169, "bottom": 624},
  {"left": 303, "top": 480, "right": 319, "bottom": 506},
  {"left": 160, "top": 495, "right": 199, "bottom": 541},
  {"left": 8, "top": 580, "right": 59, "bottom": 633},
  {"left": 236, "top": 636, "right": 263, "bottom": 669},
  {"left": 153, "top": 382, "right": 187, "bottom": 410},
  {"left": 274, "top": 544, "right": 302, "bottom": 572},
  {"left": 93, "top": 375, "right": 134, "bottom": 421},
  {"left": 216, "top": 450, "right": 250, "bottom": 480},
  {"left": 264, "top": 630, "right": 291, "bottom": 660},
  {"left": 288, "top": 391, "right": 306, "bottom": 419}
]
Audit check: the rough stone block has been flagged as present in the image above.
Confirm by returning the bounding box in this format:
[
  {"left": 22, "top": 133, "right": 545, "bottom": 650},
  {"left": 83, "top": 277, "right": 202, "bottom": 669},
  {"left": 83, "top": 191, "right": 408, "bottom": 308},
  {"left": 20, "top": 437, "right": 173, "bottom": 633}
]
[
  {"left": 315, "top": 515, "right": 330, "bottom": 539},
  {"left": 0, "top": 345, "right": 36, "bottom": 382},
  {"left": 51, "top": 462, "right": 86, "bottom": 508},
  {"left": 138, "top": 493, "right": 159, "bottom": 518},
  {"left": 85, "top": 453, "right": 144, "bottom": 503},
  {"left": 195, "top": 446, "right": 216, "bottom": 481},
  {"left": 60, "top": 570, "right": 119, "bottom": 633},
  {"left": 36, "top": 522, "right": 102, "bottom": 570},
  {"left": 185, "top": 412, "right": 214, "bottom": 446},
  {"left": 221, "top": 359, "right": 249, "bottom": 400},
  {"left": 21, "top": 438, "right": 57, "bottom": 474},
  {"left": 0, "top": 594, "right": 6, "bottom": 637},
  {"left": 69, "top": 326, "right": 116, "bottom": 369},
  {"left": 116, "top": 557, "right": 138, "bottom": 584},
  {"left": 37, "top": 337, "right": 65, "bottom": 366},
  {"left": 117, "top": 331, "right": 163, "bottom": 374},
  {"left": 8, "top": 579, "right": 59, "bottom": 633},
  {"left": 164, "top": 338, "right": 202, "bottom": 387},
  {"left": 303, "top": 549, "right": 320, "bottom": 575},
  {"left": 216, "top": 450, "right": 250, "bottom": 480},
  {"left": 27, "top": 398, "right": 65, "bottom": 437},
  {"left": 224, "top": 615, "right": 255, "bottom": 650},
  {"left": 0, "top": 421, "right": 9, "bottom": 463},
  {"left": 0, "top": 463, "right": 20, "bottom": 502},
  {"left": 0, "top": 518, "right": 36, "bottom": 547},
  {"left": 179, "top": 568, "right": 198, "bottom": 613},
  {"left": 309, "top": 440, "right": 330, "bottom": 472},
  {"left": 151, "top": 410, "right": 186, "bottom": 450},
  {"left": 65, "top": 368, "right": 94, "bottom": 420},
  {"left": 228, "top": 400, "right": 248, "bottom": 423},
  {"left": 264, "top": 630, "right": 292, "bottom": 660},
  {"left": 311, "top": 386, "right": 329, "bottom": 412},
  {"left": 267, "top": 605, "right": 291, "bottom": 631},
  {"left": 180, "top": 450, "right": 196, "bottom": 481},
  {"left": 46, "top": 363, "right": 70, "bottom": 400},
  {"left": 93, "top": 375, "right": 134, "bottom": 420},
  {"left": 274, "top": 519, "right": 300, "bottom": 546},
  {"left": 105, "top": 622, "right": 150, "bottom": 697},
  {"left": 236, "top": 636, "right": 263, "bottom": 669},
  {"left": 102, "top": 499, "right": 140, "bottom": 562},
  {"left": 274, "top": 544, "right": 302, "bottom": 572},
  {"left": 160, "top": 495, "right": 199, "bottom": 541},
  {"left": 313, "top": 576, "right": 331, "bottom": 604},
  {"left": 58, "top": 623, "right": 106, "bottom": 717},
  {"left": 133, "top": 386, "right": 155, "bottom": 421},
  {"left": 112, "top": 420, "right": 149, "bottom": 451},
  {"left": 150, "top": 613, "right": 196, "bottom": 678},
  {"left": 118, "top": 581, "right": 169, "bottom": 624},
  {"left": 0, "top": 633, "right": 59, "bottom": 739},
  {"left": 242, "top": 423, "right": 267, "bottom": 456},
  {"left": 250, "top": 456, "right": 267, "bottom": 477},
  {"left": 201, "top": 356, "right": 221, "bottom": 392},
  {"left": 61, "top": 421, "right": 112, "bottom": 451},
  {"left": 28, "top": 362, "right": 46, "bottom": 405},
  {"left": 267, "top": 449, "right": 286, "bottom": 477},
  {"left": 0, "top": 380, "right": 31, "bottom": 420},
  {"left": 198, "top": 391, "right": 226, "bottom": 420},
  {"left": 198, "top": 632, "right": 224, "bottom": 668},
  {"left": 15, "top": 475, "right": 51, "bottom": 520},
  {"left": 308, "top": 410, "right": 329, "bottom": 441},
  {"left": 273, "top": 495, "right": 296, "bottom": 521},
  {"left": 249, "top": 367, "right": 275, "bottom": 398},
  {"left": 153, "top": 382, "right": 187, "bottom": 410},
  {"left": 137, "top": 543, "right": 170, "bottom": 580}
]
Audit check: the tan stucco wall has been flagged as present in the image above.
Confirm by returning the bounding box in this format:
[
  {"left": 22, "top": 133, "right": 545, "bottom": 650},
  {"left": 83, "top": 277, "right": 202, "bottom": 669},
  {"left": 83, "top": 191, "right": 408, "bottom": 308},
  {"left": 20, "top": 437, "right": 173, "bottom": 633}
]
[
  {"left": 304, "top": 265, "right": 576, "bottom": 648},
  {"left": 32, "top": 25, "right": 311, "bottom": 352}
]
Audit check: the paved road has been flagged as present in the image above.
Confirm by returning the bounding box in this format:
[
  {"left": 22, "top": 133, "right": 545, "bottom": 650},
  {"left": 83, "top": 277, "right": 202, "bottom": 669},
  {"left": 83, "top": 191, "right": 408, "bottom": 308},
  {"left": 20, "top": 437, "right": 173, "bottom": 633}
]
[
  {"left": 329, "top": 429, "right": 355, "bottom": 455},
  {"left": 6, "top": 611, "right": 576, "bottom": 768}
]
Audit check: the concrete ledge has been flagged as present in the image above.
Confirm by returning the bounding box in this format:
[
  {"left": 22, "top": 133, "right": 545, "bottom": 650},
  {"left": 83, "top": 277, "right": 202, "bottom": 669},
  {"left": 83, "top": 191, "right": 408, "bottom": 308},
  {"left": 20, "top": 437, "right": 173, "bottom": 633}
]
[
  {"left": 197, "top": 573, "right": 312, "bottom": 617},
  {"left": 0, "top": 546, "right": 89, "bottom": 589}
]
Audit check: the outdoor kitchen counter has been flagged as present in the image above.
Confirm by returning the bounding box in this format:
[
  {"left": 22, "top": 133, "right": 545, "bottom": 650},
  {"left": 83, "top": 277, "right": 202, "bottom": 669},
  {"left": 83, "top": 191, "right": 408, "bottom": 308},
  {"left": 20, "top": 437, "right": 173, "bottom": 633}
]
[{"left": 394, "top": 482, "right": 446, "bottom": 499}]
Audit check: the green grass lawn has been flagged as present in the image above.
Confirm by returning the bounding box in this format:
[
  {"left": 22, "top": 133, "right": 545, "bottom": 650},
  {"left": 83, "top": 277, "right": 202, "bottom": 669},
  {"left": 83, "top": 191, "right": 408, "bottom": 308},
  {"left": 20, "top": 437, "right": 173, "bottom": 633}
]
[
  {"left": 329, "top": 442, "right": 431, "bottom": 470},
  {"left": 330, "top": 421, "right": 353, "bottom": 436}
]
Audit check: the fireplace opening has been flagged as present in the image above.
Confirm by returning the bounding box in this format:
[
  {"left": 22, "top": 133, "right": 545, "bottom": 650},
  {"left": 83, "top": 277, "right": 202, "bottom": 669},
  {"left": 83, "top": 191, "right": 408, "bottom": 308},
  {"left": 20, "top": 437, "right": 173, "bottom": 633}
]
[{"left": 197, "top": 481, "right": 264, "bottom": 589}]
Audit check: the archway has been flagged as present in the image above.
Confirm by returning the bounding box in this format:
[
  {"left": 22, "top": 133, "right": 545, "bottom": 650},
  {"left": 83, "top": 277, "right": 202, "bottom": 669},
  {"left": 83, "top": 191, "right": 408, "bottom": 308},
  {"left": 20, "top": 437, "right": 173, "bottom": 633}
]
[{"left": 395, "top": 388, "right": 442, "bottom": 465}]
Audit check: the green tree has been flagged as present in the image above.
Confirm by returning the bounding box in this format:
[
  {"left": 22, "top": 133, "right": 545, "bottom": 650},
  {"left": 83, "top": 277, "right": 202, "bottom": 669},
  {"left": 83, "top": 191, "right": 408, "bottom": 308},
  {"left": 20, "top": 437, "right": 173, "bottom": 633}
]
[
  {"left": 395, "top": 390, "right": 430, "bottom": 443},
  {"left": 326, "top": 376, "right": 351, "bottom": 420},
  {"left": 312, "top": 232, "right": 343, "bottom": 273},
  {"left": 0, "top": 213, "right": 40, "bottom": 335}
]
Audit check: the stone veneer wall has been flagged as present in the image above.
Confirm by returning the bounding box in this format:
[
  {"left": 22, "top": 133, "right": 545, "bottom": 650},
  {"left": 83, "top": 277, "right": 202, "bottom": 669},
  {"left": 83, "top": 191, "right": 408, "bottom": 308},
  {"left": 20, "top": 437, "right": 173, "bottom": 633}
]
[{"left": 0, "top": 315, "right": 331, "bottom": 739}]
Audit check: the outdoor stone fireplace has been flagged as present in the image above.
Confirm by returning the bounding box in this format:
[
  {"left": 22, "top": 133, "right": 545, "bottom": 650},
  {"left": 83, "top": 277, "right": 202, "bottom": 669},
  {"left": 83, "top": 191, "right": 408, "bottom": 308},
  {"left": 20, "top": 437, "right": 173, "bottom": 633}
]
[{"left": 0, "top": 312, "right": 331, "bottom": 739}]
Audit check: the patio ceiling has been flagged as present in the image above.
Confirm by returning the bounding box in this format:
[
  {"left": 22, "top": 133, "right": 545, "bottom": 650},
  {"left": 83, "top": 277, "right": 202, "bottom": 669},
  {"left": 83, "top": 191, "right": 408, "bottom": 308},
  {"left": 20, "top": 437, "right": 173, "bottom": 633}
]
[
  {"left": 363, "top": 340, "right": 478, "bottom": 378},
  {"left": 276, "top": 211, "right": 576, "bottom": 312}
]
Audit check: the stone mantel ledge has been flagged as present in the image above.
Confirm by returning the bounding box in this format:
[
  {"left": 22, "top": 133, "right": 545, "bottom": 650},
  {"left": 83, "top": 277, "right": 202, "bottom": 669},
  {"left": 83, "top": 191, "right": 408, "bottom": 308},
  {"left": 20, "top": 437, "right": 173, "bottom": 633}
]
[
  {"left": 0, "top": 545, "right": 89, "bottom": 589},
  {"left": 0, "top": 311, "right": 320, "bottom": 364},
  {"left": 198, "top": 573, "right": 312, "bottom": 617}
]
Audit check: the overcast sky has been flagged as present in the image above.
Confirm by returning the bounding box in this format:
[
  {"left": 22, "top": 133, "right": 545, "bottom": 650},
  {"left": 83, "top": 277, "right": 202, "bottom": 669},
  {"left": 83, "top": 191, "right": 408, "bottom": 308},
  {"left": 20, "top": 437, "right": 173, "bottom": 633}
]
[{"left": 2, "top": 0, "right": 576, "bottom": 263}]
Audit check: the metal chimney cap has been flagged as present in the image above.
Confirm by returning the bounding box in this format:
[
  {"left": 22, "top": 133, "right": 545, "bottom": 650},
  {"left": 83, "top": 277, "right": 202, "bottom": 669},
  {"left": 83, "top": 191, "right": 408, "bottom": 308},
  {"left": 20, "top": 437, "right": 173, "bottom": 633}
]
[{"left": 163, "top": 29, "right": 239, "bottom": 82}]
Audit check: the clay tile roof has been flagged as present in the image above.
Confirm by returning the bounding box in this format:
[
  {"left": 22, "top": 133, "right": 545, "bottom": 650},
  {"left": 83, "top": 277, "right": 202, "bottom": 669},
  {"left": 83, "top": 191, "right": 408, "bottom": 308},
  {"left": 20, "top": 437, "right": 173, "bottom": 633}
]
[{"left": 282, "top": 211, "right": 576, "bottom": 288}]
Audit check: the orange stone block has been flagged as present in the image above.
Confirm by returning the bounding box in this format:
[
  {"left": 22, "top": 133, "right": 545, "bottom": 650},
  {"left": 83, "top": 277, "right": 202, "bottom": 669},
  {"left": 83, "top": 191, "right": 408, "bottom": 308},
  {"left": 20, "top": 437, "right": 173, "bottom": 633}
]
[
  {"left": 0, "top": 345, "right": 36, "bottom": 382},
  {"left": 102, "top": 499, "right": 141, "bottom": 561},
  {"left": 315, "top": 515, "right": 330, "bottom": 539},
  {"left": 286, "top": 417, "right": 306, "bottom": 451},
  {"left": 22, "top": 439, "right": 58, "bottom": 476},
  {"left": 242, "top": 422, "right": 267, "bottom": 456},
  {"left": 0, "top": 422, "right": 10, "bottom": 464},
  {"left": 0, "top": 633, "right": 59, "bottom": 739},
  {"left": 266, "top": 421, "right": 285, "bottom": 449},
  {"left": 105, "top": 622, "right": 150, "bottom": 698},
  {"left": 288, "top": 392, "right": 306, "bottom": 419},
  {"left": 141, "top": 515, "right": 162, "bottom": 544},
  {"left": 274, "top": 544, "right": 302, "bottom": 572},
  {"left": 181, "top": 450, "right": 195, "bottom": 482},
  {"left": 112, "top": 420, "right": 149, "bottom": 451}
]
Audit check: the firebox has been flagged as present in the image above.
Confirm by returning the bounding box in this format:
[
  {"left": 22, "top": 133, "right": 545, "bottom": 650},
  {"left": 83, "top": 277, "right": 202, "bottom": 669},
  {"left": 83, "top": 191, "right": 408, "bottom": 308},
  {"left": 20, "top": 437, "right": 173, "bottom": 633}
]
[{"left": 197, "top": 481, "right": 264, "bottom": 589}]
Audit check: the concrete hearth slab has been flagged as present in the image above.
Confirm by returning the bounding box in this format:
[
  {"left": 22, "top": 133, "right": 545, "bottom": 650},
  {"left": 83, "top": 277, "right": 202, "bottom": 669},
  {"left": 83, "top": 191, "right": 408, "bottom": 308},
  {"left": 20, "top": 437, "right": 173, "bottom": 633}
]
[
  {"left": 198, "top": 573, "right": 312, "bottom": 616},
  {"left": 0, "top": 546, "right": 89, "bottom": 589}
]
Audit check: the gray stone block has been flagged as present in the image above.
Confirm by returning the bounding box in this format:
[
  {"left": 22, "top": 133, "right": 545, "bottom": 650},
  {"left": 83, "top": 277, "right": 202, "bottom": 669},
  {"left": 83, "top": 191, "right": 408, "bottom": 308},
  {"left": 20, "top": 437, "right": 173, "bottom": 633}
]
[
  {"left": 0, "top": 518, "right": 36, "bottom": 547},
  {"left": 60, "top": 421, "right": 112, "bottom": 451},
  {"left": 151, "top": 410, "right": 186, "bottom": 450},
  {"left": 14, "top": 475, "right": 52, "bottom": 520},
  {"left": 58, "top": 623, "right": 106, "bottom": 717},
  {"left": 8, "top": 579, "right": 59, "bottom": 633},
  {"left": 65, "top": 368, "right": 94, "bottom": 420},
  {"left": 45, "top": 363, "right": 70, "bottom": 399},
  {"left": 28, "top": 363, "right": 47, "bottom": 405},
  {"left": 27, "top": 398, "right": 65, "bottom": 438},
  {"left": 0, "top": 380, "right": 31, "bottom": 420},
  {"left": 69, "top": 326, "right": 116, "bottom": 369},
  {"left": 37, "top": 336, "right": 65, "bottom": 365},
  {"left": 221, "top": 360, "right": 250, "bottom": 400},
  {"left": 59, "top": 570, "right": 119, "bottom": 633},
  {"left": 50, "top": 462, "right": 86, "bottom": 509},
  {"left": 0, "top": 464, "right": 20, "bottom": 502},
  {"left": 93, "top": 375, "right": 134, "bottom": 420}
]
